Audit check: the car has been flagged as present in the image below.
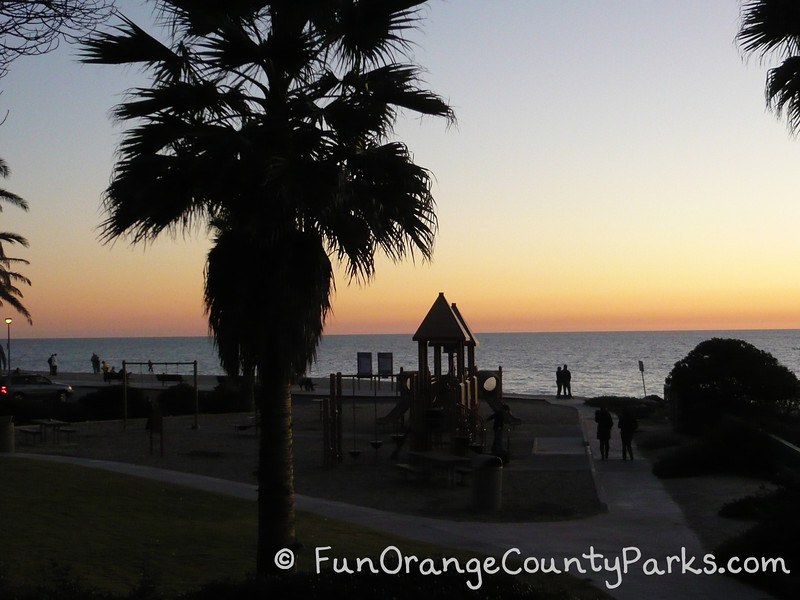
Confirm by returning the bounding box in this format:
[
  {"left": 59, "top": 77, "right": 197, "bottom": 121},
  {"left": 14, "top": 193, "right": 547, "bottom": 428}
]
[{"left": 0, "top": 373, "right": 74, "bottom": 403}]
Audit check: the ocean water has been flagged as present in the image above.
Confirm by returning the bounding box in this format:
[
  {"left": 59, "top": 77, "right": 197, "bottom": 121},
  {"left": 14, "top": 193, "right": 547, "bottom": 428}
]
[{"left": 10, "top": 330, "right": 800, "bottom": 398}]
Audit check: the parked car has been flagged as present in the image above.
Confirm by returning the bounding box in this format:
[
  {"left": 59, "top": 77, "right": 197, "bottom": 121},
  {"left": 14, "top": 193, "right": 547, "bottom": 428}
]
[{"left": 0, "top": 373, "right": 74, "bottom": 404}]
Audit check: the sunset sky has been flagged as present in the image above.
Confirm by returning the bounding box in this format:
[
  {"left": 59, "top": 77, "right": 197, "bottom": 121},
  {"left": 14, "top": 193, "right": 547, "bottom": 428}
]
[{"left": 2, "top": 0, "right": 800, "bottom": 339}]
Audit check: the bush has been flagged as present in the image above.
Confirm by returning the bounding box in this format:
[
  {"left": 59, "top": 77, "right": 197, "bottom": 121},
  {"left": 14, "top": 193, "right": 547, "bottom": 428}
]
[
  {"left": 203, "top": 382, "right": 253, "bottom": 414},
  {"left": 665, "top": 338, "right": 799, "bottom": 433},
  {"left": 1, "top": 397, "right": 87, "bottom": 422},
  {"left": 156, "top": 383, "right": 253, "bottom": 416},
  {"left": 157, "top": 383, "right": 197, "bottom": 416},
  {"left": 0, "top": 570, "right": 566, "bottom": 600},
  {"left": 585, "top": 396, "right": 662, "bottom": 420},
  {"left": 80, "top": 386, "right": 150, "bottom": 420},
  {"left": 652, "top": 417, "right": 777, "bottom": 478},
  {"left": 714, "top": 520, "right": 799, "bottom": 600},
  {"left": 718, "top": 485, "right": 796, "bottom": 520}
]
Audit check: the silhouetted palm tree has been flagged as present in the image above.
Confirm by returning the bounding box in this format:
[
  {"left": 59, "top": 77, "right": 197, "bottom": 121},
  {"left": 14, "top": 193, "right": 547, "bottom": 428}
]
[
  {"left": 738, "top": 0, "right": 800, "bottom": 133},
  {"left": 82, "top": 1, "right": 453, "bottom": 575},
  {"left": 0, "top": 158, "right": 32, "bottom": 369}
]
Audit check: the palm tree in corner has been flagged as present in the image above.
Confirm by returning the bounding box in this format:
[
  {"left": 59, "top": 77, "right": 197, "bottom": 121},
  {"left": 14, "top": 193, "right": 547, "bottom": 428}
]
[
  {"left": 82, "top": 0, "right": 453, "bottom": 575},
  {"left": 0, "top": 157, "right": 32, "bottom": 369},
  {"left": 738, "top": 0, "right": 800, "bottom": 133}
]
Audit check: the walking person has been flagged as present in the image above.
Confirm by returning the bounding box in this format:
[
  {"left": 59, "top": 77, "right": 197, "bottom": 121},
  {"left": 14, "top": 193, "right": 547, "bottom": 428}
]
[
  {"left": 562, "top": 364, "right": 572, "bottom": 398},
  {"left": 618, "top": 409, "right": 638, "bottom": 460},
  {"left": 594, "top": 406, "right": 613, "bottom": 460},
  {"left": 556, "top": 366, "right": 563, "bottom": 397}
]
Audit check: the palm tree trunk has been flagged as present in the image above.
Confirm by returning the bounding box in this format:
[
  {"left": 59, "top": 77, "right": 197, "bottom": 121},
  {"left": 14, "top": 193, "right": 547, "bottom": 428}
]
[{"left": 255, "top": 369, "right": 297, "bottom": 576}]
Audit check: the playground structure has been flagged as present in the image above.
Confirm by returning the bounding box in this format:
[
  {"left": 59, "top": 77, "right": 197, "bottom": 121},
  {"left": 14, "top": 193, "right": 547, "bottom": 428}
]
[{"left": 321, "top": 293, "right": 508, "bottom": 466}]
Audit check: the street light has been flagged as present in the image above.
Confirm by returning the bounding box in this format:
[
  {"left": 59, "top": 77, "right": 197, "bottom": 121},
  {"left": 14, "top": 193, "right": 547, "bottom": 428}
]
[{"left": 4, "top": 318, "right": 11, "bottom": 378}]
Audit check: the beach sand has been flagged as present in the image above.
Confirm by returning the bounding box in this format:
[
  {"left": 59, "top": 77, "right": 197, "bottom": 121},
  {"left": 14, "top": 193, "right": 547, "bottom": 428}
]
[
  {"left": 13, "top": 389, "right": 603, "bottom": 523},
  {"left": 10, "top": 375, "right": 768, "bottom": 547}
]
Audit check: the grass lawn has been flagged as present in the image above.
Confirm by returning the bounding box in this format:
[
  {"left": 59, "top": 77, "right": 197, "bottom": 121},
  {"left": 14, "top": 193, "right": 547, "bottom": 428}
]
[{"left": 0, "top": 457, "right": 607, "bottom": 599}]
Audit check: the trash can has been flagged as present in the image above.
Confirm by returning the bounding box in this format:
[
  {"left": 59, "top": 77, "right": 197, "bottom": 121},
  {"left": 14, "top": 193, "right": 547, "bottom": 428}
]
[
  {"left": 0, "top": 415, "right": 14, "bottom": 454},
  {"left": 472, "top": 455, "right": 502, "bottom": 511}
]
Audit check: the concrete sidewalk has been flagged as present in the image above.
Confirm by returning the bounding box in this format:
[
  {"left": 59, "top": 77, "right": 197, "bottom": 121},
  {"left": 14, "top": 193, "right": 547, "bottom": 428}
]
[{"left": 12, "top": 399, "right": 777, "bottom": 599}]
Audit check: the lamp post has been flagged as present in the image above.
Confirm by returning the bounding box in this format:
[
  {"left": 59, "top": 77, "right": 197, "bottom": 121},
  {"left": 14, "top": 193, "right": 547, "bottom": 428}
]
[{"left": 4, "top": 318, "right": 11, "bottom": 379}]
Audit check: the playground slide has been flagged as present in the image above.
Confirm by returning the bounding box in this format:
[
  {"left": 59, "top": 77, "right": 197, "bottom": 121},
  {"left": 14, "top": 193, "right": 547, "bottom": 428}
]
[{"left": 376, "top": 395, "right": 411, "bottom": 426}]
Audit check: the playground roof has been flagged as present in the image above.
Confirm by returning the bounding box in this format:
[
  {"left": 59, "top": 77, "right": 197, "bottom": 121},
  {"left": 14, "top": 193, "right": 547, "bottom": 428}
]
[{"left": 412, "top": 292, "right": 478, "bottom": 346}]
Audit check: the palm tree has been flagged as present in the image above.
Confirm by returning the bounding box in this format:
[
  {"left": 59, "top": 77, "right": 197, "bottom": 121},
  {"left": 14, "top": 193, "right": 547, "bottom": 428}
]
[
  {"left": 82, "top": 0, "right": 453, "bottom": 575},
  {"left": 0, "top": 157, "right": 32, "bottom": 370},
  {"left": 738, "top": 0, "right": 800, "bottom": 133}
]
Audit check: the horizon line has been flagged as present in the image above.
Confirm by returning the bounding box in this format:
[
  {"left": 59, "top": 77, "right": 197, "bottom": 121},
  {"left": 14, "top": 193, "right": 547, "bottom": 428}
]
[{"left": 13, "top": 326, "right": 800, "bottom": 341}]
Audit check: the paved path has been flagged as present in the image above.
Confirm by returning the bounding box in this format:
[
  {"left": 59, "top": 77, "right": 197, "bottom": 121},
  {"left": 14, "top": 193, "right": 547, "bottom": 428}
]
[{"left": 11, "top": 399, "right": 778, "bottom": 599}]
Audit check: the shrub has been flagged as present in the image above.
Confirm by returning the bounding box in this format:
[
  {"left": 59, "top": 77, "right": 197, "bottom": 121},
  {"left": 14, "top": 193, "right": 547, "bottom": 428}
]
[
  {"left": 157, "top": 383, "right": 197, "bottom": 416},
  {"left": 718, "top": 485, "right": 796, "bottom": 520},
  {"left": 203, "top": 382, "right": 253, "bottom": 414},
  {"left": 1, "top": 397, "right": 87, "bottom": 422},
  {"left": 652, "top": 417, "right": 777, "bottom": 478},
  {"left": 585, "top": 396, "right": 662, "bottom": 419},
  {"left": 156, "top": 383, "right": 253, "bottom": 416},
  {"left": 714, "top": 521, "right": 799, "bottom": 600},
  {"left": 665, "top": 338, "right": 799, "bottom": 433},
  {"left": 0, "top": 570, "right": 567, "bottom": 600},
  {"left": 80, "top": 386, "right": 150, "bottom": 420}
]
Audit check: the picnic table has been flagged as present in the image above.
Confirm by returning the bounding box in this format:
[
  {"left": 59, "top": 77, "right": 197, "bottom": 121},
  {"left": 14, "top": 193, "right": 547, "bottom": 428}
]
[
  {"left": 405, "top": 450, "right": 473, "bottom": 485},
  {"left": 31, "top": 418, "right": 72, "bottom": 443}
]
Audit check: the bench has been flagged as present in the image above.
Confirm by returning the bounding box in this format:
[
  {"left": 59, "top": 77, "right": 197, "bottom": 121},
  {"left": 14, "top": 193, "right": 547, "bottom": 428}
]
[
  {"left": 104, "top": 370, "right": 129, "bottom": 382},
  {"left": 58, "top": 427, "right": 76, "bottom": 443},
  {"left": 156, "top": 374, "right": 184, "bottom": 385},
  {"left": 454, "top": 466, "right": 474, "bottom": 486},
  {"left": 394, "top": 463, "right": 430, "bottom": 481},
  {"left": 16, "top": 426, "right": 42, "bottom": 444},
  {"left": 235, "top": 420, "right": 258, "bottom": 433}
]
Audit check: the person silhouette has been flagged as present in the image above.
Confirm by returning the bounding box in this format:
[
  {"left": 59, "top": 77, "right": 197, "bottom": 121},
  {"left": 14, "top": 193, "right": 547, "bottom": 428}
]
[
  {"left": 562, "top": 364, "right": 572, "bottom": 398},
  {"left": 594, "top": 406, "right": 613, "bottom": 460},
  {"left": 556, "top": 366, "right": 563, "bottom": 397},
  {"left": 47, "top": 353, "right": 58, "bottom": 376},
  {"left": 618, "top": 409, "right": 638, "bottom": 460},
  {"left": 486, "top": 403, "right": 513, "bottom": 456}
]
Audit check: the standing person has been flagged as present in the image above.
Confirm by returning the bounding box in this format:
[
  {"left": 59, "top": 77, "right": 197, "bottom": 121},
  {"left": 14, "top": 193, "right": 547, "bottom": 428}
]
[
  {"left": 594, "top": 406, "right": 613, "bottom": 460},
  {"left": 562, "top": 364, "right": 572, "bottom": 398},
  {"left": 556, "top": 366, "right": 563, "bottom": 397},
  {"left": 618, "top": 409, "right": 638, "bottom": 460},
  {"left": 47, "top": 353, "right": 58, "bottom": 376},
  {"left": 101, "top": 360, "right": 110, "bottom": 382},
  {"left": 486, "top": 403, "right": 513, "bottom": 456},
  {"left": 91, "top": 353, "right": 101, "bottom": 374}
]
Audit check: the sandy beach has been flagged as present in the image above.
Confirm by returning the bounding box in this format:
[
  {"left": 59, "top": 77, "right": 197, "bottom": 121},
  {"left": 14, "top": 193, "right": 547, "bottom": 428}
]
[
  {"left": 11, "top": 383, "right": 602, "bottom": 522},
  {"left": 7, "top": 373, "right": 767, "bottom": 545}
]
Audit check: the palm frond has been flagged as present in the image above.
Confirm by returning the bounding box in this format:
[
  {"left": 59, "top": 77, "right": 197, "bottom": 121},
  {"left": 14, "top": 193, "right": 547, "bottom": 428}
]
[
  {"left": 354, "top": 63, "right": 455, "bottom": 120},
  {"left": 0, "top": 273, "right": 32, "bottom": 324},
  {"left": 766, "top": 55, "right": 800, "bottom": 133},
  {"left": 738, "top": 0, "right": 800, "bottom": 58},
  {"left": 80, "top": 15, "right": 185, "bottom": 82},
  {"left": 331, "top": 0, "right": 427, "bottom": 66},
  {"left": 0, "top": 231, "right": 30, "bottom": 248},
  {"left": 0, "top": 187, "right": 29, "bottom": 211}
]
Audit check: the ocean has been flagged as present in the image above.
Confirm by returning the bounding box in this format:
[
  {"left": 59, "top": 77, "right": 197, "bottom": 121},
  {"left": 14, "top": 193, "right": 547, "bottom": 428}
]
[{"left": 10, "top": 330, "right": 800, "bottom": 398}]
